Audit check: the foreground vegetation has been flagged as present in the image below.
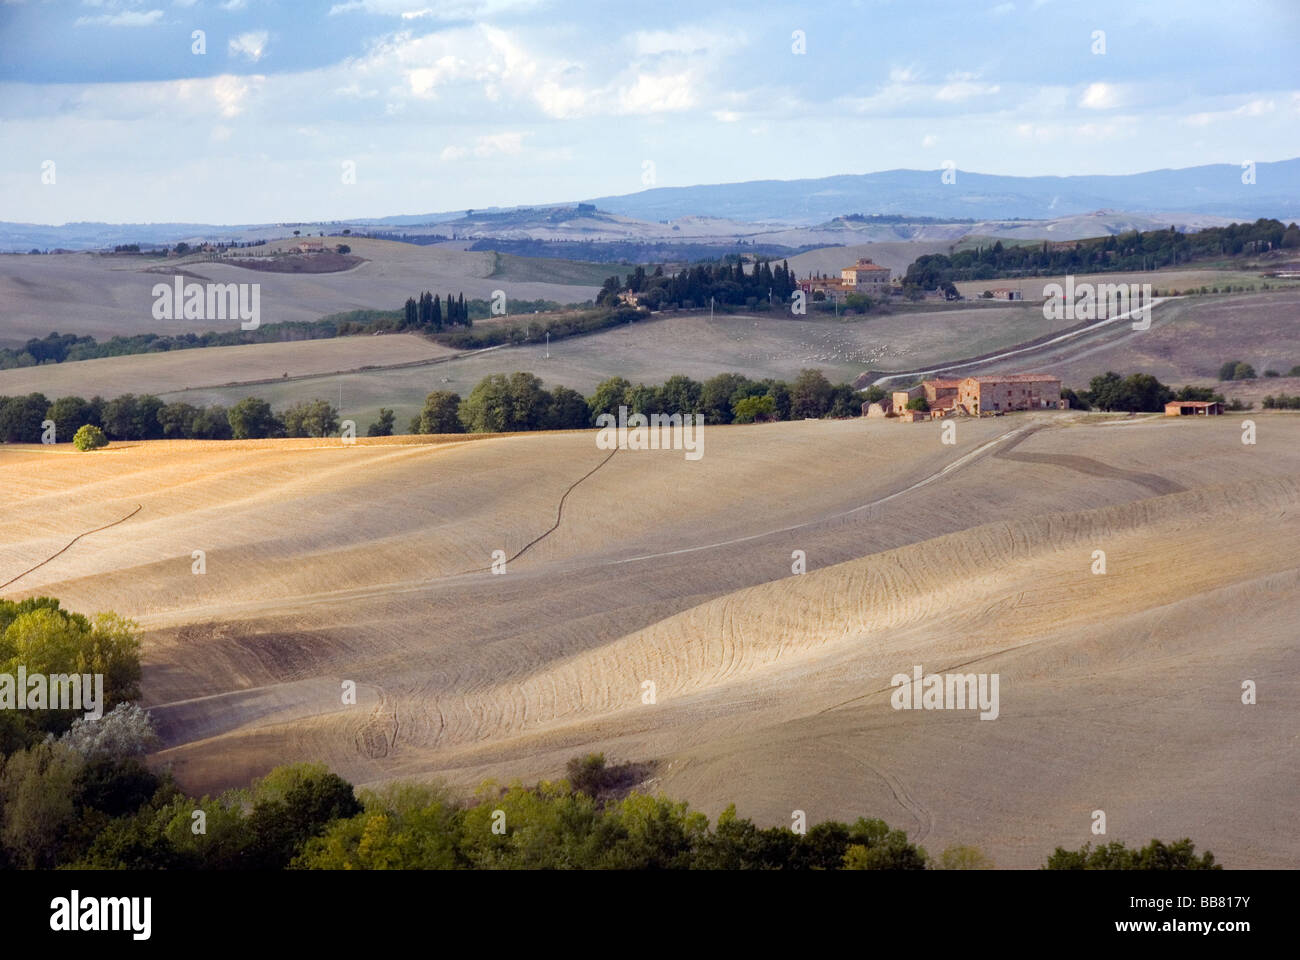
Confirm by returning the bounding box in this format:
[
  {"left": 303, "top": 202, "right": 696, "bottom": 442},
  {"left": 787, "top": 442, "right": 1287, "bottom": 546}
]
[{"left": 0, "top": 597, "right": 1225, "bottom": 871}]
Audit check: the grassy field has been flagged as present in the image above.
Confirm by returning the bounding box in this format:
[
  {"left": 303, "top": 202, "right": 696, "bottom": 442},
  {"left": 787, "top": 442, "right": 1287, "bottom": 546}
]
[
  {"left": 974, "top": 289, "right": 1300, "bottom": 392},
  {"left": 953, "top": 267, "right": 1296, "bottom": 301},
  {"left": 0, "top": 333, "right": 457, "bottom": 400},
  {"left": 124, "top": 303, "right": 1059, "bottom": 428},
  {"left": 3, "top": 412, "right": 1297, "bottom": 867},
  {"left": 0, "top": 236, "right": 602, "bottom": 345}
]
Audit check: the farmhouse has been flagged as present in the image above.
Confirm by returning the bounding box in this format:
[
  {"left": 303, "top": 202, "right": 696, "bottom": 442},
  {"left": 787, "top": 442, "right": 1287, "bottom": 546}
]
[
  {"left": 957, "top": 374, "right": 1065, "bottom": 414},
  {"left": 988, "top": 288, "right": 1023, "bottom": 300},
  {"left": 296, "top": 239, "right": 324, "bottom": 253},
  {"left": 841, "top": 258, "right": 891, "bottom": 288},
  {"left": 1165, "top": 400, "right": 1223, "bottom": 416},
  {"left": 799, "top": 273, "right": 851, "bottom": 296}
]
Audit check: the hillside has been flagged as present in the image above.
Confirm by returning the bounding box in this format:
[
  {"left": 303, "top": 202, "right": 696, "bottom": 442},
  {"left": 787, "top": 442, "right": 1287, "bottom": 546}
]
[{"left": 2, "top": 413, "right": 1296, "bottom": 867}]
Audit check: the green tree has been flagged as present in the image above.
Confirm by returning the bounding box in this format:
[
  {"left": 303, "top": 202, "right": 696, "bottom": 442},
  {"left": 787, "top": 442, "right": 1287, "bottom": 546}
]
[
  {"left": 411, "top": 391, "right": 464, "bottom": 434},
  {"left": 367, "top": 408, "right": 395, "bottom": 437},
  {"left": 72, "top": 424, "right": 108, "bottom": 451},
  {"left": 732, "top": 394, "right": 777, "bottom": 423},
  {"left": 227, "top": 397, "right": 282, "bottom": 439},
  {"left": 282, "top": 399, "right": 340, "bottom": 438},
  {"left": 588, "top": 376, "right": 633, "bottom": 420},
  {"left": 790, "top": 369, "right": 833, "bottom": 418},
  {"left": 544, "top": 386, "right": 591, "bottom": 430},
  {"left": 46, "top": 396, "right": 98, "bottom": 442},
  {"left": 906, "top": 396, "right": 930, "bottom": 411},
  {"left": 0, "top": 392, "right": 51, "bottom": 443},
  {"left": 0, "top": 741, "right": 84, "bottom": 868},
  {"left": 1044, "top": 838, "right": 1220, "bottom": 870},
  {"left": 937, "top": 844, "right": 994, "bottom": 869},
  {"left": 700, "top": 373, "right": 752, "bottom": 424},
  {"left": 657, "top": 375, "right": 703, "bottom": 414}
]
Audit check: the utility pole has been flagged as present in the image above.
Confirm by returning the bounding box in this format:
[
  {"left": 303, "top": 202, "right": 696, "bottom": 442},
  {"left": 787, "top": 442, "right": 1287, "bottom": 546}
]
[{"left": 545, "top": 330, "right": 549, "bottom": 359}]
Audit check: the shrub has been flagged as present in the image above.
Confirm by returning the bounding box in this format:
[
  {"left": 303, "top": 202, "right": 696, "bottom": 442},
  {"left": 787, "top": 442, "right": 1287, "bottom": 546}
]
[
  {"left": 72, "top": 424, "right": 108, "bottom": 451},
  {"left": 1044, "top": 838, "right": 1220, "bottom": 870}
]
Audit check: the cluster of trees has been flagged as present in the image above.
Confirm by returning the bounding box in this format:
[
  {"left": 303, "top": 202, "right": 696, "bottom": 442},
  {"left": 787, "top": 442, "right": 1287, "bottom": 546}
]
[
  {"left": 403, "top": 292, "right": 471, "bottom": 331},
  {"left": 0, "top": 393, "right": 355, "bottom": 444},
  {"left": 409, "top": 369, "right": 865, "bottom": 436},
  {"left": 596, "top": 257, "right": 801, "bottom": 311},
  {"left": 1219, "top": 360, "right": 1300, "bottom": 381},
  {"left": 1218, "top": 360, "right": 1258, "bottom": 381},
  {"left": 1262, "top": 394, "right": 1300, "bottom": 409},
  {"left": 904, "top": 219, "right": 1299, "bottom": 290},
  {"left": 0, "top": 597, "right": 143, "bottom": 754},
  {"left": 1044, "top": 839, "right": 1220, "bottom": 870},
  {"left": 1067, "top": 372, "right": 1240, "bottom": 413}
]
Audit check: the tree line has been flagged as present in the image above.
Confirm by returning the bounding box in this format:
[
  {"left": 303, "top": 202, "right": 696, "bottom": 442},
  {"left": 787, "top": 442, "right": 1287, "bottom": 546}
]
[
  {"left": 904, "top": 219, "right": 1300, "bottom": 290},
  {"left": 404, "top": 291, "right": 471, "bottom": 330},
  {"left": 411, "top": 369, "right": 866, "bottom": 436},
  {"left": 0, "top": 393, "right": 356, "bottom": 443},
  {"left": 595, "top": 256, "right": 801, "bottom": 311},
  {"left": 1063, "top": 372, "right": 1250, "bottom": 412}
]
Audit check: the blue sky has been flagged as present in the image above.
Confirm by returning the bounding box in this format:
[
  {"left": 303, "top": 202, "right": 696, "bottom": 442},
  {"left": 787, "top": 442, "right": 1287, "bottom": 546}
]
[{"left": 1, "top": 0, "right": 1297, "bottom": 224}]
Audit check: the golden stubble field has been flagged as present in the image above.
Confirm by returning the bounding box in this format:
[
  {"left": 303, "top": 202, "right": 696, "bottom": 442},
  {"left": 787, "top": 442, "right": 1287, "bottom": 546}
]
[{"left": 1, "top": 412, "right": 1297, "bottom": 867}]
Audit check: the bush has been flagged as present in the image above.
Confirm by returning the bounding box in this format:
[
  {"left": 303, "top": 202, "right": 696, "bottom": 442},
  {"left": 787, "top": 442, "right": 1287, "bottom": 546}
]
[
  {"left": 72, "top": 424, "right": 108, "bottom": 451},
  {"left": 1044, "top": 838, "right": 1220, "bottom": 870}
]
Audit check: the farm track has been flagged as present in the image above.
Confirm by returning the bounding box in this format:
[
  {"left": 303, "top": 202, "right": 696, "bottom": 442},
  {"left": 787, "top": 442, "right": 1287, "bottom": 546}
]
[{"left": 0, "top": 503, "right": 142, "bottom": 591}]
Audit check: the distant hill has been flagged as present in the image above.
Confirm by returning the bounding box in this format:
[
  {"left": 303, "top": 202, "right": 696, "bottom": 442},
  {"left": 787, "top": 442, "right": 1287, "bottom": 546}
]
[
  {"left": 4, "top": 160, "right": 1295, "bottom": 253},
  {"left": 581, "top": 159, "right": 1300, "bottom": 224}
]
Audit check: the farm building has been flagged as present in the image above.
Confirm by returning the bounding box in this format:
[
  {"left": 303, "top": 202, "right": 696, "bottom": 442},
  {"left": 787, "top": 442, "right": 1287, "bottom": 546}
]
[
  {"left": 1165, "top": 400, "right": 1223, "bottom": 416},
  {"left": 891, "top": 384, "right": 923, "bottom": 411},
  {"left": 841, "top": 258, "right": 891, "bottom": 288},
  {"left": 988, "top": 288, "right": 1023, "bottom": 300},
  {"left": 863, "top": 398, "right": 893, "bottom": 418},
  {"left": 957, "top": 374, "right": 1065, "bottom": 414}
]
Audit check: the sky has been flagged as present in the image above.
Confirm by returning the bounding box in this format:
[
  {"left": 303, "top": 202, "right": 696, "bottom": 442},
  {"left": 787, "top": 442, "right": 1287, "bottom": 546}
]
[{"left": 1, "top": 0, "right": 1297, "bottom": 225}]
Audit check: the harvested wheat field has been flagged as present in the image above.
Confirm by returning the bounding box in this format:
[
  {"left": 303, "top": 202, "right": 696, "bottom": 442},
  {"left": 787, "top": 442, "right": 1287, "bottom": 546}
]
[{"left": 1, "top": 412, "right": 1297, "bottom": 867}]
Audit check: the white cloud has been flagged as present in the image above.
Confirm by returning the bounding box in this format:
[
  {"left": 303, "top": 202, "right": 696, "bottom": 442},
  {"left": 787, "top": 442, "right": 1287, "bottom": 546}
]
[
  {"left": 75, "top": 9, "right": 164, "bottom": 27},
  {"left": 1235, "top": 98, "right": 1275, "bottom": 116},
  {"left": 935, "top": 74, "right": 1000, "bottom": 102},
  {"left": 1079, "top": 82, "right": 1121, "bottom": 109},
  {"left": 618, "top": 72, "right": 696, "bottom": 114},
  {"left": 440, "top": 131, "right": 526, "bottom": 160},
  {"left": 229, "top": 31, "right": 269, "bottom": 62},
  {"left": 329, "top": 0, "right": 541, "bottom": 17},
  {"left": 922, "top": 133, "right": 938, "bottom": 147}
]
